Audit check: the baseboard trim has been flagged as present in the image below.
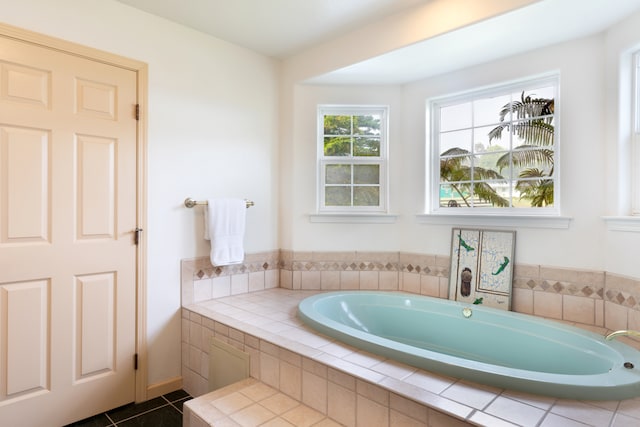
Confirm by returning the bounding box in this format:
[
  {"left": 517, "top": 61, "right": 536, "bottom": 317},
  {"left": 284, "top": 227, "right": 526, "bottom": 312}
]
[{"left": 147, "top": 376, "right": 183, "bottom": 400}]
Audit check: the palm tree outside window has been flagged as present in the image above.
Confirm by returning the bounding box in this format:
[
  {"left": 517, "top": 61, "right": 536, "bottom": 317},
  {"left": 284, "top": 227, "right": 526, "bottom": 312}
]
[{"left": 429, "top": 74, "right": 559, "bottom": 214}]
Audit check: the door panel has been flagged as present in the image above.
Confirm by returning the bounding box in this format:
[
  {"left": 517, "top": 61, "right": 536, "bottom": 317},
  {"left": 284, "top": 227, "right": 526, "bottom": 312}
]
[
  {"left": 1, "top": 60, "right": 51, "bottom": 108},
  {"left": 1, "top": 126, "right": 50, "bottom": 243},
  {"left": 77, "top": 134, "right": 116, "bottom": 238},
  {"left": 1, "top": 280, "right": 49, "bottom": 397},
  {"left": 75, "top": 272, "right": 115, "bottom": 378},
  {"left": 0, "top": 33, "right": 138, "bottom": 426}
]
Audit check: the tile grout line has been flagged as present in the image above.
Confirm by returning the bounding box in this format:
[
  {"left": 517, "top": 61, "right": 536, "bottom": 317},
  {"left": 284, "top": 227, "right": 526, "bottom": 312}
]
[
  {"left": 169, "top": 397, "right": 191, "bottom": 415},
  {"left": 104, "top": 412, "right": 117, "bottom": 425},
  {"left": 110, "top": 403, "right": 173, "bottom": 425}
]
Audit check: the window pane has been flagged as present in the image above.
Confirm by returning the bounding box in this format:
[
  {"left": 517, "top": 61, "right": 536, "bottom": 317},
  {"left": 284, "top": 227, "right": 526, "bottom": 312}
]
[
  {"left": 476, "top": 124, "right": 507, "bottom": 151},
  {"left": 511, "top": 147, "right": 555, "bottom": 175},
  {"left": 439, "top": 154, "right": 471, "bottom": 184},
  {"left": 440, "top": 102, "right": 471, "bottom": 132},
  {"left": 324, "top": 136, "right": 351, "bottom": 156},
  {"left": 512, "top": 119, "right": 554, "bottom": 148},
  {"left": 354, "top": 137, "right": 380, "bottom": 156},
  {"left": 474, "top": 152, "right": 510, "bottom": 179},
  {"left": 510, "top": 88, "right": 554, "bottom": 119},
  {"left": 515, "top": 177, "right": 554, "bottom": 207},
  {"left": 440, "top": 129, "right": 472, "bottom": 154},
  {"left": 326, "top": 164, "right": 351, "bottom": 184},
  {"left": 439, "top": 183, "right": 468, "bottom": 207},
  {"left": 324, "top": 115, "right": 351, "bottom": 135},
  {"left": 491, "top": 181, "right": 513, "bottom": 204},
  {"left": 354, "top": 186, "right": 379, "bottom": 206},
  {"left": 354, "top": 165, "right": 379, "bottom": 184},
  {"left": 353, "top": 114, "right": 381, "bottom": 135},
  {"left": 526, "top": 86, "right": 555, "bottom": 106},
  {"left": 473, "top": 94, "right": 511, "bottom": 126},
  {"left": 325, "top": 186, "right": 351, "bottom": 206}
]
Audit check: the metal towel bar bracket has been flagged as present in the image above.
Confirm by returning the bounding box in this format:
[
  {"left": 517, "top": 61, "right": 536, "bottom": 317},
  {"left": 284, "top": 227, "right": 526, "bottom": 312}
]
[{"left": 184, "top": 197, "right": 254, "bottom": 209}]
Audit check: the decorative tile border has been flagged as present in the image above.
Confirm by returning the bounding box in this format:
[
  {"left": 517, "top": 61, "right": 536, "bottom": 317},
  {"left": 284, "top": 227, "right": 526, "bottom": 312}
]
[
  {"left": 605, "top": 273, "right": 640, "bottom": 310},
  {"left": 182, "top": 250, "right": 640, "bottom": 328},
  {"left": 186, "top": 250, "right": 280, "bottom": 280},
  {"left": 513, "top": 265, "right": 606, "bottom": 298}
]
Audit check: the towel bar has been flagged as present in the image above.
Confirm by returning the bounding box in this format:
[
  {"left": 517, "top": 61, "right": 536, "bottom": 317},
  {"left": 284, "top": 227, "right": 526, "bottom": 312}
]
[{"left": 184, "top": 198, "right": 254, "bottom": 209}]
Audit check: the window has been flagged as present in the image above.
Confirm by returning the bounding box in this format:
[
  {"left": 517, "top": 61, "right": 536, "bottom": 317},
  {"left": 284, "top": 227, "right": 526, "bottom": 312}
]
[
  {"left": 429, "top": 75, "right": 559, "bottom": 215},
  {"left": 633, "top": 52, "right": 640, "bottom": 215},
  {"left": 318, "top": 106, "right": 388, "bottom": 212}
]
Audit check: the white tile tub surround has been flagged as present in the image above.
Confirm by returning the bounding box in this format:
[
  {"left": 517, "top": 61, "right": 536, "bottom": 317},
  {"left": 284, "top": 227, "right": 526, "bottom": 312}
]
[
  {"left": 184, "top": 377, "right": 343, "bottom": 427},
  {"left": 181, "top": 251, "right": 640, "bottom": 425},
  {"left": 182, "top": 289, "right": 640, "bottom": 427},
  {"left": 181, "top": 250, "right": 280, "bottom": 306}
]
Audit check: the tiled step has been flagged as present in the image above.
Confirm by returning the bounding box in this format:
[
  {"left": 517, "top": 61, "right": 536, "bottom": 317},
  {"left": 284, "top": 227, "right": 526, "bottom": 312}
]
[{"left": 183, "top": 377, "right": 343, "bottom": 427}]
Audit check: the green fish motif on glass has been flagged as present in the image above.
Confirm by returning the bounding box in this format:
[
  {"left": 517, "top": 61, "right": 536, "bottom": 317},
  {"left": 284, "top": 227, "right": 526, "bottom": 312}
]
[
  {"left": 492, "top": 256, "right": 510, "bottom": 276},
  {"left": 458, "top": 234, "right": 475, "bottom": 252}
]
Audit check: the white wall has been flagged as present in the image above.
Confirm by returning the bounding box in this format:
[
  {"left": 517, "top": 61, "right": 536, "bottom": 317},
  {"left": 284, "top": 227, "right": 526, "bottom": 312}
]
[
  {"left": 282, "top": 23, "right": 640, "bottom": 275},
  {"left": 284, "top": 84, "right": 405, "bottom": 251},
  {"left": 0, "top": 0, "right": 280, "bottom": 387}
]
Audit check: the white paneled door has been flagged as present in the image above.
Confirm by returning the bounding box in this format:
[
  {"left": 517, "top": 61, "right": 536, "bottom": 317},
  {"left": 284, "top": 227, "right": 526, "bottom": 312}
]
[{"left": 0, "top": 34, "right": 138, "bottom": 426}]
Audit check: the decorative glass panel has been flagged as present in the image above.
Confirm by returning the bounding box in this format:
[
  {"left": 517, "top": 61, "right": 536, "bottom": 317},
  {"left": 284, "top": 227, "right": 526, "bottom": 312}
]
[
  {"left": 326, "top": 164, "right": 351, "bottom": 185},
  {"left": 354, "top": 187, "right": 379, "bottom": 206},
  {"left": 325, "top": 186, "right": 350, "bottom": 206},
  {"left": 354, "top": 165, "right": 379, "bottom": 184}
]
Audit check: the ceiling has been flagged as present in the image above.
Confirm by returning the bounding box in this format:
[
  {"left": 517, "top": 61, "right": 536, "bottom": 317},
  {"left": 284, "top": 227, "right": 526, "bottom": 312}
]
[
  {"left": 115, "top": 0, "right": 427, "bottom": 58},
  {"left": 116, "top": 0, "right": 640, "bottom": 84},
  {"left": 308, "top": 0, "right": 640, "bottom": 84}
]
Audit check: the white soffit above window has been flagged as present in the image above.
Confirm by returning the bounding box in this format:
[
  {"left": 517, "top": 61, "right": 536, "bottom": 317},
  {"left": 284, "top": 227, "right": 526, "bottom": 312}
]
[
  {"left": 114, "top": 0, "right": 426, "bottom": 58},
  {"left": 306, "top": 0, "right": 640, "bottom": 85}
]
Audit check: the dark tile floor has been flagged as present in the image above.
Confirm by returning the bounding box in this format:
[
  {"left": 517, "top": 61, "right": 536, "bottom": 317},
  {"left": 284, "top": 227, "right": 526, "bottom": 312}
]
[{"left": 64, "top": 390, "right": 192, "bottom": 427}]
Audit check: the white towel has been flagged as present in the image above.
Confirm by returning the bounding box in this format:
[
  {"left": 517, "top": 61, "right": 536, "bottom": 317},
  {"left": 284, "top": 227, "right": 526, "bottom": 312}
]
[{"left": 204, "top": 198, "right": 246, "bottom": 266}]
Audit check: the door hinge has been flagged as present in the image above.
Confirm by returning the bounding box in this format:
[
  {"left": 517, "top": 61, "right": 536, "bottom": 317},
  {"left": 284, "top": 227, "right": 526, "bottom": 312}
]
[
  {"left": 134, "top": 227, "right": 143, "bottom": 245},
  {"left": 134, "top": 353, "right": 138, "bottom": 370},
  {"left": 135, "top": 104, "right": 140, "bottom": 121}
]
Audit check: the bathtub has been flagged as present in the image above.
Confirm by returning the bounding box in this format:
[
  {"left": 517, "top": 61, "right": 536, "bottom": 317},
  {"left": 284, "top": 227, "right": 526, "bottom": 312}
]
[{"left": 297, "top": 291, "right": 640, "bottom": 400}]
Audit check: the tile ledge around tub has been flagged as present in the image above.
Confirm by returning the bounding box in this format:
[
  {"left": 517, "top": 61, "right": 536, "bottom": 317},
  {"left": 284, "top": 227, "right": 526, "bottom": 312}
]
[
  {"left": 603, "top": 216, "right": 640, "bottom": 232},
  {"left": 184, "top": 307, "right": 318, "bottom": 360},
  {"left": 184, "top": 290, "right": 640, "bottom": 426},
  {"left": 184, "top": 291, "right": 478, "bottom": 425}
]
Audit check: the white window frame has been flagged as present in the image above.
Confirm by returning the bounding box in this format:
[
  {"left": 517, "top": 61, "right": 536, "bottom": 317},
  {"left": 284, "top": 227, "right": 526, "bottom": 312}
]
[
  {"left": 603, "top": 49, "right": 640, "bottom": 231},
  {"left": 316, "top": 105, "right": 389, "bottom": 214},
  {"left": 427, "top": 74, "right": 561, "bottom": 218},
  {"left": 632, "top": 51, "right": 640, "bottom": 216}
]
